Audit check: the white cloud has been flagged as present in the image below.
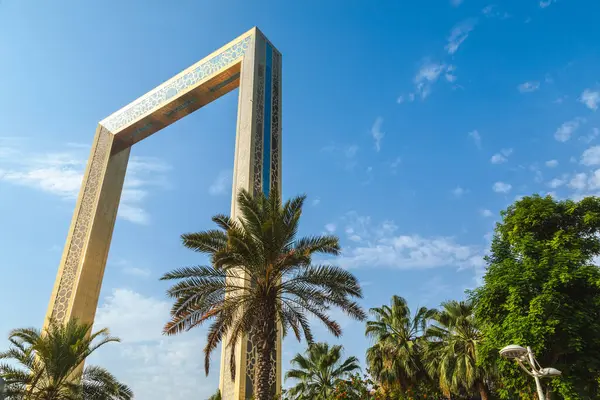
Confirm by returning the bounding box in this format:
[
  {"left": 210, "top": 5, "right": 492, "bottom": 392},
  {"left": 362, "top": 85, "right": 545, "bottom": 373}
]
[
  {"left": 336, "top": 214, "right": 484, "bottom": 270},
  {"left": 371, "top": 117, "right": 384, "bottom": 152},
  {"left": 581, "top": 145, "right": 600, "bottom": 166},
  {"left": 480, "top": 209, "right": 493, "bottom": 217},
  {"left": 490, "top": 148, "right": 513, "bottom": 164},
  {"left": 468, "top": 130, "right": 482, "bottom": 149},
  {"left": 445, "top": 65, "right": 458, "bottom": 83},
  {"left": 123, "top": 266, "right": 151, "bottom": 278},
  {"left": 450, "top": 0, "right": 464, "bottom": 6},
  {"left": 345, "top": 145, "right": 358, "bottom": 158},
  {"left": 321, "top": 143, "right": 359, "bottom": 170},
  {"left": 589, "top": 170, "right": 600, "bottom": 190},
  {"left": 452, "top": 186, "right": 466, "bottom": 198},
  {"left": 311, "top": 197, "right": 321, "bottom": 206},
  {"left": 540, "top": 0, "right": 556, "bottom": 8},
  {"left": 518, "top": 81, "right": 540, "bottom": 93},
  {"left": 580, "top": 89, "right": 600, "bottom": 111},
  {"left": 389, "top": 157, "right": 402, "bottom": 173},
  {"left": 445, "top": 19, "right": 477, "bottom": 55},
  {"left": 0, "top": 143, "right": 169, "bottom": 225},
  {"left": 92, "top": 289, "right": 217, "bottom": 400},
  {"left": 414, "top": 61, "right": 456, "bottom": 99},
  {"left": 95, "top": 289, "right": 169, "bottom": 342},
  {"left": 325, "top": 223, "right": 337, "bottom": 233},
  {"left": 569, "top": 173, "right": 587, "bottom": 190},
  {"left": 554, "top": 117, "right": 586, "bottom": 142},
  {"left": 208, "top": 169, "right": 231, "bottom": 196},
  {"left": 545, "top": 159, "right": 559, "bottom": 168},
  {"left": 548, "top": 177, "right": 567, "bottom": 188},
  {"left": 493, "top": 182, "right": 512, "bottom": 193},
  {"left": 580, "top": 128, "right": 599, "bottom": 144}
]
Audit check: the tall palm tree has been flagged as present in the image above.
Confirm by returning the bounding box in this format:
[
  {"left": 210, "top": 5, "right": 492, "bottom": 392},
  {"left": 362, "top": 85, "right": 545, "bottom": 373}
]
[
  {"left": 0, "top": 319, "right": 132, "bottom": 400},
  {"left": 425, "top": 300, "right": 491, "bottom": 400},
  {"left": 207, "top": 389, "right": 221, "bottom": 400},
  {"left": 365, "top": 295, "right": 434, "bottom": 393},
  {"left": 160, "top": 189, "right": 366, "bottom": 400},
  {"left": 285, "top": 343, "right": 360, "bottom": 400}
]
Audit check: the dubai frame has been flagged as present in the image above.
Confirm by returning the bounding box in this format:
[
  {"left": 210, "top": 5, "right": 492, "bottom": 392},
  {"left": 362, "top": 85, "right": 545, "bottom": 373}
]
[{"left": 43, "top": 27, "right": 282, "bottom": 399}]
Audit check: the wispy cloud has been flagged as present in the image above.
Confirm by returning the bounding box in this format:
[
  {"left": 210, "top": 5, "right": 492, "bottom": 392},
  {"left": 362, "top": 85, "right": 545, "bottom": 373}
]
[
  {"left": 539, "top": 0, "right": 556, "bottom": 8},
  {"left": 545, "top": 159, "right": 559, "bottom": 168},
  {"left": 554, "top": 117, "right": 586, "bottom": 142},
  {"left": 490, "top": 148, "right": 513, "bottom": 164},
  {"left": 445, "top": 19, "right": 477, "bottom": 55},
  {"left": 492, "top": 182, "right": 512, "bottom": 193},
  {"left": 371, "top": 117, "right": 384, "bottom": 152},
  {"left": 468, "top": 130, "right": 482, "bottom": 149},
  {"left": 482, "top": 4, "right": 510, "bottom": 19},
  {"left": 581, "top": 145, "right": 600, "bottom": 166},
  {"left": 479, "top": 209, "right": 493, "bottom": 217},
  {"left": 325, "top": 223, "right": 337, "bottom": 233},
  {"left": 450, "top": 0, "right": 464, "bottom": 6},
  {"left": 548, "top": 176, "right": 567, "bottom": 188},
  {"left": 413, "top": 61, "right": 456, "bottom": 99},
  {"left": 397, "top": 93, "right": 416, "bottom": 104},
  {"left": 311, "top": 197, "right": 321, "bottom": 206},
  {"left": 569, "top": 173, "right": 587, "bottom": 190},
  {"left": 389, "top": 157, "right": 402, "bottom": 174},
  {"left": 580, "top": 89, "right": 600, "bottom": 111},
  {"left": 0, "top": 141, "right": 170, "bottom": 224},
  {"left": 93, "top": 289, "right": 217, "bottom": 400},
  {"left": 335, "top": 213, "right": 484, "bottom": 270},
  {"left": 208, "top": 169, "right": 231, "bottom": 196},
  {"left": 452, "top": 186, "right": 467, "bottom": 198},
  {"left": 321, "top": 143, "right": 359, "bottom": 170},
  {"left": 518, "top": 81, "right": 540, "bottom": 93},
  {"left": 580, "top": 128, "right": 599, "bottom": 144}
]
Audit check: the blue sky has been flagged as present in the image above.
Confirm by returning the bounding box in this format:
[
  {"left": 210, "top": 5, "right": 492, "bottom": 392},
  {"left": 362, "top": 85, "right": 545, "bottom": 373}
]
[{"left": 1, "top": 0, "right": 600, "bottom": 398}]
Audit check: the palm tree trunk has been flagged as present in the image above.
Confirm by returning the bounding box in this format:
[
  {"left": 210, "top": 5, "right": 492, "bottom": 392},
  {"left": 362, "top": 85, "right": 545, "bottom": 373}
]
[
  {"left": 477, "top": 380, "right": 490, "bottom": 400},
  {"left": 254, "top": 302, "right": 277, "bottom": 400}
]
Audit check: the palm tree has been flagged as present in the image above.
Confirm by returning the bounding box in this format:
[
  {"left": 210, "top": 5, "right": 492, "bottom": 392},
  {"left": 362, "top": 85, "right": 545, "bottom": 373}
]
[
  {"left": 365, "top": 295, "right": 434, "bottom": 393},
  {"left": 285, "top": 343, "right": 360, "bottom": 400},
  {"left": 160, "top": 189, "right": 366, "bottom": 400},
  {"left": 0, "top": 319, "right": 132, "bottom": 400},
  {"left": 207, "top": 389, "right": 221, "bottom": 400},
  {"left": 425, "top": 300, "right": 491, "bottom": 400}
]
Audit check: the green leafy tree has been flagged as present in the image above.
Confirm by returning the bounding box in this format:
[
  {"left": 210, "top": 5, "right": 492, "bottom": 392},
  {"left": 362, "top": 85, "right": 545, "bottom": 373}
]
[
  {"left": 425, "top": 300, "right": 492, "bottom": 400},
  {"left": 471, "top": 195, "right": 600, "bottom": 399},
  {"left": 330, "top": 373, "right": 378, "bottom": 400},
  {"left": 365, "top": 295, "right": 434, "bottom": 393},
  {"left": 285, "top": 343, "right": 360, "bottom": 399},
  {"left": 161, "top": 190, "right": 366, "bottom": 400},
  {"left": 0, "top": 319, "right": 132, "bottom": 400}
]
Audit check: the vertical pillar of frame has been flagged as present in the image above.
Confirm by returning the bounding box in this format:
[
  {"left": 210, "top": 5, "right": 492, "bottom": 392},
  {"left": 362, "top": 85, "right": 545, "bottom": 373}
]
[
  {"left": 219, "top": 29, "right": 282, "bottom": 400},
  {"left": 43, "top": 125, "right": 130, "bottom": 332}
]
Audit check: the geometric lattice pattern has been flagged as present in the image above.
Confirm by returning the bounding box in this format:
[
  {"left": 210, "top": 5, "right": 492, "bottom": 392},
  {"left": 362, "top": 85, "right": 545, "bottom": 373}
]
[
  {"left": 51, "top": 128, "right": 112, "bottom": 323},
  {"left": 44, "top": 27, "right": 282, "bottom": 400}
]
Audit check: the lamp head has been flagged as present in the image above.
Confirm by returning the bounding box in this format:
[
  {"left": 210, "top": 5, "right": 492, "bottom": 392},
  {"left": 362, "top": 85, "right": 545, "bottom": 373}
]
[
  {"left": 539, "top": 367, "right": 562, "bottom": 377},
  {"left": 499, "top": 345, "right": 528, "bottom": 359}
]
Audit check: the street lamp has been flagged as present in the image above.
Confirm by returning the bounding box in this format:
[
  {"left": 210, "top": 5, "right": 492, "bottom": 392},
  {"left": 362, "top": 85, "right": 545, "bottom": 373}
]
[{"left": 499, "top": 345, "right": 561, "bottom": 400}]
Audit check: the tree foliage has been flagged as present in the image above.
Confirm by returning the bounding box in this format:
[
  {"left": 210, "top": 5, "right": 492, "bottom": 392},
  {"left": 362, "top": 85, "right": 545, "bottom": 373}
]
[
  {"left": 0, "top": 319, "right": 132, "bottom": 400},
  {"left": 471, "top": 195, "right": 600, "bottom": 399},
  {"left": 161, "top": 189, "right": 365, "bottom": 400},
  {"left": 285, "top": 343, "right": 360, "bottom": 400},
  {"left": 425, "top": 300, "right": 492, "bottom": 400}
]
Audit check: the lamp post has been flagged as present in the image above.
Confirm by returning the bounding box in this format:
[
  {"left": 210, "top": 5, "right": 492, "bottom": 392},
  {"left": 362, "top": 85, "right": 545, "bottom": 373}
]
[{"left": 499, "top": 345, "right": 562, "bottom": 400}]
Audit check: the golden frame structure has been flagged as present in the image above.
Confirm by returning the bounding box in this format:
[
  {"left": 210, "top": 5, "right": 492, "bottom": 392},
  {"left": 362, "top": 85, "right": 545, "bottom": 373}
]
[{"left": 43, "top": 27, "right": 282, "bottom": 400}]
